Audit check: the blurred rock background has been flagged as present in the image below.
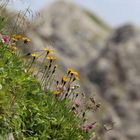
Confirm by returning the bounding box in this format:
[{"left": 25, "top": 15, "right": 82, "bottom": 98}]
[{"left": 2, "top": 0, "right": 140, "bottom": 140}]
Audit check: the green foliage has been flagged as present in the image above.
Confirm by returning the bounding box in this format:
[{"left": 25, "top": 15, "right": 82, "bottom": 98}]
[
  {"left": 0, "top": 16, "right": 6, "bottom": 31},
  {"left": 0, "top": 20, "right": 91, "bottom": 139}
]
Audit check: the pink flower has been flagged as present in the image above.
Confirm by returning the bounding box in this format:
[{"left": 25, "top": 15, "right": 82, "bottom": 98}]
[
  {"left": 1, "top": 35, "right": 10, "bottom": 44},
  {"left": 78, "top": 122, "right": 96, "bottom": 133},
  {"left": 87, "top": 124, "right": 94, "bottom": 129}
]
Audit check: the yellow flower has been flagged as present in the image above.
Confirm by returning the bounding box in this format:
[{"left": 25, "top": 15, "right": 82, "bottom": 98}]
[
  {"left": 47, "top": 56, "right": 56, "bottom": 61},
  {"left": 73, "top": 75, "right": 79, "bottom": 80},
  {"left": 12, "top": 35, "right": 22, "bottom": 40},
  {"left": 44, "top": 48, "right": 54, "bottom": 55},
  {"left": 67, "top": 68, "right": 79, "bottom": 80},
  {"left": 67, "top": 68, "right": 73, "bottom": 74},
  {"left": 31, "top": 53, "right": 39, "bottom": 59},
  {"left": 62, "top": 76, "right": 69, "bottom": 83},
  {"left": 71, "top": 71, "right": 79, "bottom": 81},
  {"left": 71, "top": 71, "right": 78, "bottom": 76},
  {"left": 22, "top": 37, "right": 31, "bottom": 44},
  {"left": 53, "top": 90, "right": 61, "bottom": 95},
  {"left": 11, "top": 37, "right": 18, "bottom": 43}
]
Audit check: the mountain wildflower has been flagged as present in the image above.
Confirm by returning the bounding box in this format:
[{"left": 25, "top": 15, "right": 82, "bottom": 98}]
[
  {"left": 73, "top": 74, "right": 79, "bottom": 81},
  {"left": 67, "top": 68, "right": 79, "bottom": 80},
  {"left": 71, "top": 71, "right": 79, "bottom": 81},
  {"left": 62, "top": 76, "right": 69, "bottom": 84},
  {"left": 22, "top": 37, "right": 31, "bottom": 44},
  {"left": 67, "top": 68, "right": 73, "bottom": 75},
  {"left": 1, "top": 35, "right": 10, "bottom": 44},
  {"left": 78, "top": 123, "right": 96, "bottom": 133},
  {"left": 44, "top": 48, "right": 54, "bottom": 55},
  {"left": 53, "top": 90, "right": 61, "bottom": 96},
  {"left": 12, "top": 35, "right": 22, "bottom": 40},
  {"left": 31, "top": 53, "right": 39, "bottom": 60},
  {"left": 47, "top": 56, "right": 56, "bottom": 62},
  {"left": 71, "top": 71, "right": 78, "bottom": 76}
]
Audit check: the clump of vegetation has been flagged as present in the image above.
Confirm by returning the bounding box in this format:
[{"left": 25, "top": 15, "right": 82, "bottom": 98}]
[{"left": 0, "top": 15, "right": 100, "bottom": 139}]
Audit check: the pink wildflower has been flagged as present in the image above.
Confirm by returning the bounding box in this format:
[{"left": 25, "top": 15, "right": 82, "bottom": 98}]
[
  {"left": 78, "top": 122, "right": 96, "bottom": 133},
  {"left": 1, "top": 35, "right": 10, "bottom": 44}
]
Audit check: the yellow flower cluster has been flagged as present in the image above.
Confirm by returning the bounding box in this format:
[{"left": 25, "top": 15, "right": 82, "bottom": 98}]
[
  {"left": 67, "top": 68, "right": 79, "bottom": 81},
  {"left": 52, "top": 68, "right": 79, "bottom": 96},
  {"left": 47, "top": 56, "right": 57, "bottom": 62},
  {"left": 11, "top": 35, "right": 31, "bottom": 44},
  {"left": 9, "top": 37, "right": 79, "bottom": 98}
]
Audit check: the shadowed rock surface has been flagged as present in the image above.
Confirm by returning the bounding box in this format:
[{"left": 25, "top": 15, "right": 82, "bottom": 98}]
[{"left": 85, "top": 24, "right": 140, "bottom": 140}]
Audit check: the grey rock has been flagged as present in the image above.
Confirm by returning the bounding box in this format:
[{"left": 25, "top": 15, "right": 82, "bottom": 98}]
[
  {"left": 27, "top": 0, "right": 110, "bottom": 68},
  {"left": 86, "top": 24, "right": 140, "bottom": 140}
]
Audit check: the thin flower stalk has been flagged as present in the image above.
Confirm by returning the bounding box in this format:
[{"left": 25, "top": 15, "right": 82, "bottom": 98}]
[
  {"left": 41, "top": 57, "right": 56, "bottom": 85},
  {"left": 36, "top": 53, "right": 48, "bottom": 77},
  {"left": 36, "top": 48, "right": 54, "bottom": 77},
  {"left": 40, "top": 63, "right": 52, "bottom": 86},
  {"left": 26, "top": 53, "right": 38, "bottom": 73},
  {"left": 43, "top": 65, "right": 57, "bottom": 89}
]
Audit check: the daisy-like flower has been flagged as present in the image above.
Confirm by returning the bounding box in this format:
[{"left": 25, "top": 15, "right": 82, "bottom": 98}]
[
  {"left": 62, "top": 76, "right": 69, "bottom": 84},
  {"left": 53, "top": 90, "right": 61, "bottom": 96},
  {"left": 31, "top": 53, "right": 39, "bottom": 59},
  {"left": 71, "top": 71, "right": 79, "bottom": 81},
  {"left": 71, "top": 71, "right": 78, "bottom": 76},
  {"left": 22, "top": 37, "right": 31, "bottom": 44},
  {"left": 67, "top": 68, "right": 73, "bottom": 75},
  {"left": 44, "top": 48, "right": 54, "bottom": 55},
  {"left": 73, "top": 74, "right": 79, "bottom": 80},
  {"left": 11, "top": 37, "right": 18, "bottom": 43},
  {"left": 47, "top": 56, "right": 56, "bottom": 62},
  {"left": 12, "top": 35, "right": 22, "bottom": 40}
]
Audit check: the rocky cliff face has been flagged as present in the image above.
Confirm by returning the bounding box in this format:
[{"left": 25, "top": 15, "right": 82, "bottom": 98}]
[
  {"left": 27, "top": 0, "right": 110, "bottom": 68},
  {"left": 85, "top": 24, "right": 140, "bottom": 140},
  {"left": 26, "top": 1, "right": 140, "bottom": 140}
]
